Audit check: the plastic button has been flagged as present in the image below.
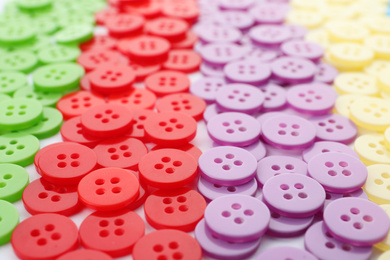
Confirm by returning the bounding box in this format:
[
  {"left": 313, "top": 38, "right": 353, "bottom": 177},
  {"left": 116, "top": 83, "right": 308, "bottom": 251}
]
[
  {"left": 0, "top": 163, "right": 29, "bottom": 202},
  {"left": 0, "top": 133, "right": 40, "bottom": 166},
  {"left": 57, "top": 249, "right": 113, "bottom": 260},
  {"left": 145, "top": 70, "right": 190, "bottom": 97},
  {"left": 156, "top": 93, "right": 206, "bottom": 121},
  {"left": 0, "top": 200, "right": 19, "bottom": 245}
]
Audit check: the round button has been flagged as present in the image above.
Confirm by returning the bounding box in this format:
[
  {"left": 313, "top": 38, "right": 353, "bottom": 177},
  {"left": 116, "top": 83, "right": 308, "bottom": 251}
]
[
  {"left": 78, "top": 168, "right": 139, "bottom": 211},
  {"left": 302, "top": 141, "right": 359, "bottom": 163},
  {"left": 259, "top": 84, "right": 287, "bottom": 112},
  {"left": 145, "top": 70, "right": 190, "bottom": 97},
  {"left": 271, "top": 56, "right": 316, "bottom": 84},
  {"left": 57, "top": 249, "right": 113, "bottom": 260},
  {"left": 107, "top": 87, "right": 157, "bottom": 110},
  {"left": 328, "top": 43, "right": 373, "bottom": 70},
  {"left": 151, "top": 143, "right": 202, "bottom": 162},
  {"left": 267, "top": 211, "right": 313, "bottom": 238},
  {"left": 172, "top": 30, "right": 198, "bottom": 49},
  {"left": 0, "top": 71, "right": 27, "bottom": 95},
  {"left": 79, "top": 35, "right": 117, "bottom": 51},
  {"left": 334, "top": 94, "right": 364, "bottom": 118},
  {"left": 190, "top": 77, "right": 226, "bottom": 104},
  {"left": 249, "top": 3, "right": 288, "bottom": 25},
  {"left": 214, "top": 11, "right": 254, "bottom": 31},
  {"left": 0, "top": 163, "right": 29, "bottom": 202},
  {"left": 200, "top": 43, "right": 247, "bottom": 66},
  {"left": 314, "top": 62, "right": 338, "bottom": 84},
  {"left": 325, "top": 20, "right": 369, "bottom": 43},
  {"left": 364, "top": 164, "right": 390, "bottom": 204},
  {"left": 163, "top": 50, "right": 202, "bottom": 73},
  {"left": 55, "top": 24, "right": 93, "bottom": 45},
  {"left": 0, "top": 200, "right": 19, "bottom": 245},
  {"left": 125, "top": 109, "right": 157, "bottom": 141},
  {"left": 249, "top": 25, "right": 292, "bottom": 49},
  {"left": 354, "top": 134, "right": 390, "bottom": 165},
  {"left": 156, "top": 93, "right": 206, "bottom": 121},
  {"left": 161, "top": 2, "right": 199, "bottom": 23},
  {"left": 334, "top": 72, "right": 378, "bottom": 96},
  {"left": 281, "top": 40, "right": 324, "bottom": 62},
  {"left": 77, "top": 49, "right": 125, "bottom": 72},
  {"left": 106, "top": 14, "right": 145, "bottom": 38},
  {"left": 60, "top": 116, "right": 102, "bottom": 148},
  {"left": 256, "top": 246, "right": 317, "bottom": 260},
  {"left": 38, "top": 45, "right": 80, "bottom": 65},
  {"left": 145, "top": 17, "right": 188, "bottom": 42},
  {"left": 198, "top": 25, "right": 242, "bottom": 44},
  {"left": 0, "top": 50, "right": 38, "bottom": 74},
  {"left": 0, "top": 133, "right": 40, "bottom": 167}
]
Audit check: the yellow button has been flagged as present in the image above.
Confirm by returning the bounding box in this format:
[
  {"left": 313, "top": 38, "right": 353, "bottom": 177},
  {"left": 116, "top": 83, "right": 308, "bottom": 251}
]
[
  {"left": 376, "top": 204, "right": 390, "bottom": 251},
  {"left": 305, "top": 30, "right": 329, "bottom": 49},
  {"left": 334, "top": 94, "right": 365, "bottom": 118},
  {"left": 364, "top": 164, "right": 390, "bottom": 204},
  {"left": 378, "top": 68, "right": 390, "bottom": 94},
  {"left": 325, "top": 21, "right": 370, "bottom": 43},
  {"left": 378, "top": 251, "right": 390, "bottom": 260},
  {"left": 286, "top": 10, "right": 324, "bottom": 29},
  {"left": 320, "top": 4, "right": 358, "bottom": 21},
  {"left": 364, "top": 60, "right": 390, "bottom": 79},
  {"left": 349, "top": 97, "right": 390, "bottom": 131},
  {"left": 364, "top": 35, "right": 390, "bottom": 59},
  {"left": 381, "top": 91, "right": 390, "bottom": 100},
  {"left": 292, "top": 0, "right": 321, "bottom": 10},
  {"left": 334, "top": 72, "right": 379, "bottom": 96},
  {"left": 362, "top": 16, "right": 390, "bottom": 35},
  {"left": 385, "top": 127, "right": 390, "bottom": 150},
  {"left": 328, "top": 43, "right": 374, "bottom": 69},
  {"left": 355, "top": 134, "right": 390, "bottom": 165}
]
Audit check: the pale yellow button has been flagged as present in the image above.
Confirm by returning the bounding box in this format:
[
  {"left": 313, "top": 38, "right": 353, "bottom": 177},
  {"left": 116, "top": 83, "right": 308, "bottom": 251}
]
[
  {"left": 292, "top": 0, "right": 321, "bottom": 10},
  {"left": 334, "top": 72, "right": 379, "bottom": 96},
  {"left": 364, "top": 60, "right": 390, "bottom": 79},
  {"left": 378, "top": 68, "right": 390, "bottom": 94},
  {"left": 350, "top": 97, "right": 390, "bottom": 131},
  {"left": 385, "top": 127, "right": 390, "bottom": 150},
  {"left": 362, "top": 16, "right": 390, "bottom": 35},
  {"left": 381, "top": 91, "right": 390, "bottom": 100},
  {"left": 320, "top": 4, "right": 358, "bottom": 21},
  {"left": 286, "top": 10, "right": 324, "bottom": 29},
  {"left": 305, "top": 30, "right": 329, "bottom": 49},
  {"left": 364, "top": 35, "right": 390, "bottom": 59},
  {"left": 355, "top": 134, "right": 390, "bottom": 165},
  {"left": 364, "top": 164, "right": 390, "bottom": 204},
  {"left": 328, "top": 43, "right": 374, "bottom": 69},
  {"left": 376, "top": 204, "right": 390, "bottom": 251},
  {"left": 334, "top": 94, "right": 365, "bottom": 118},
  {"left": 324, "top": 53, "right": 365, "bottom": 72},
  {"left": 325, "top": 21, "right": 370, "bottom": 43},
  {"left": 378, "top": 250, "right": 390, "bottom": 260}
]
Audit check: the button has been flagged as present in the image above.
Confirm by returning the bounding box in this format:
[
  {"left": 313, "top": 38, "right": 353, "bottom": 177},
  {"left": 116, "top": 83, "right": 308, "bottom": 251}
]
[
  {"left": 144, "top": 188, "right": 206, "bottom": 232},
  {"left": 0, "top": 24, "right": 36, "bottom": 45},
  {"left": 302, "top": 141, "right": 359, "bottom": 163},
  {"left": 77, "top": 49, "right": 126, "bottom": 72},
  {"left": 106, "top": 14, "right": 145, "bottom": 38},
  {"left": 334, "top": 72, "right": 378, "bottom": 96},
  {"left": 259, "top": 84, "right": 287, "bottom": 112},
  {"left": 95, "top": 8, "right": 119, "bottom": 25},
  {"left": 172, "top": 30, "right": 199, "bottom": 49},
  {"left": 156, "top": 93, "right": 206, "bottom": 121},
  {"left": 218, "top": 0, "right": 256, "bottom": 11},
  {"left": 151, "top": 143, "right": 202, "bottom": 161},
  {"left": 106, "top": 87, "right": 156, "bottom": 111},
  {"left": 328, "top": 43, "right": 373, "bottom": 70},
  {"left": 249, "top": 3, "right": 288, "bottom": 25},
  {"left": 13, "top": 87, "right": 61, "bottom": 109},
  {"left": 244, "top": 48, "right": 278, "bottom": 63},
  {"left": 161, "top": 2, "right": 199, "bottom": 23},
  {"left": 350, "top": 97, "right": 390, "bottom": 131},
  {"left": 200, "top": 43, "right": 247, "bottom": 66},
  {"left": 200, "top": 62, "right": 225, "bottom": 77},
  {"left": 223, "top": 60, "right": 271, "bottom": 86},
  {"left": 162, "top": 49, "right": 202, "bottom": 73},
  {"left": 198, "top": 25, "right": 242, "bottom": 44},
  {"left": 0, "top": 71, "right": 27, "bottom": 96},
  {"left": 60, "top": 116, "right": 102, "bottom": 148},
  {"left": 256, "top": 246, "right": 317, "bottom": 260},
  {"left": 79, "top": 209, "right": 144, "bottom": 257},
  {"left": 57, "top": 249, "right": 113, "bottom": 260},
  {"left": 323, "top": 189, "right": 368, "bottom": 212},
  {"left": 213, "top": 11, "right": 254, "bottom": 31},
  {"left": 0, "top": 163, "right": 29, "bottom": 202},
  {"left": 325, "top": 20, "right": 370, "bottom": 43},
  {"left": 333, "top": 94, "right": 363, "bottom": 118},
  {"left": 133, "top": 229, "right": 202, "bottom": 260},
  {"left": 314, "top": 62, "right": 338, "bottom": 84},
  {"left": 189, "top": 77, "right": 226, "bottom": 104},
  {"left": 0, "top": 200, "right": 19, "bottom": 245},
  {"left": 365, "top": 34, "right": 390, "bottom": 59},
  {"left": 38, "top": 45, "right": 80, "bottom": 65},
  {"left": 11, "top": 213, "right": 79, "bottom": 260},
  {"left": 376, "top": 204, "right": 390, "bottom": 251},
  {"left": 124, "top": 109, "right": 156, "bottom": 141},
  {"left": 79, "top": 35, "right": 117, "bottom": 51},
  {"left": 287, "top": 9, "right": 324, "bottom": 29},
  {"left": 249, "top": 25, "right": 292, "bottom": 49},
  {"left": 0, "top": 133, "right": 40, "bottom": 166},
  {"left": 145, "top": 70, "right": 190, "bottom": 97},
  {"left": 281, "top": 40, "right": 324, "bottom": 62},
  {"left": 271, "top": 56, "right": 316, "bottom": 84},
  {"left": 55, "top": 24, "right": 93, "bottom": 45},
  {"left": 267, "top": 211, "right": 313, "bottom": 238},
  {"left": 128, "top": 180, "right": 148, "bottom": 211},
  {"left": 364, "top": 164, "right": 390, "bottom": 204},
  {"left": 354, "top": 134, "right": 390, "bottom": 165},
  {"left": 0, "top": 50, "right": 38, "bottom": 74},
  {"left": 124, "top": 1, "right": 161, "bottom": 19},
  {"left": 145, "top": 17, "right": 188, "bottom": 42},
  {"left": 203, "top": 104, "right": 223, "bottom": 123}
]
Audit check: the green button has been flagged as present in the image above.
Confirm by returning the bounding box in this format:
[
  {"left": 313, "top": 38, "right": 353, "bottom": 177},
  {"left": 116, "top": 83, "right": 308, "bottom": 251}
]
[
  {"left": 0, "top": 24, "right": 36, "bottom": 45},
  {"left": 0, "top": 36, "right": 53, "bottom": 54},
  {"left": 16, "top": 0, "right": 53, "bottom": 11},
  {"left": 33, "top": 62, "right": 84, "bottom": 92},
  {"left": 31, "top": 17, "right": 59, "bottom": 35},
  {"left": 18, "top": 107, "right": 63, "bottom": 139},
  {"left": 0, "top": 50, "right": 38, "bottom": 74},
  {"left": 0, "top": 200, "right": 19, "bottom": 245},
  {"left": 13, "top": 86, "right": 62, "bottom": 107},
  {"left": 0, "top": 98, "right": 43, "bottom": 131},
  {"left": 0, "top": 163, "right": 29, "bottom": 202},
  {"left": 0, "top": 94, "right": 11, "bottom": 102},
  {"left": 57, "top": 14, "right": 95, "bottom": 29},
  {"left": 0, "top": 71, "right": 28, "bottom": 96},
  {"left": 55, "top": 24, "right": 93, "bottom": 45},
  {"left": 0, "top": 133, "right": 40, "bottom": 166},
  {"left": 38, "top": 45, "right": 80, "bottom": 64}
]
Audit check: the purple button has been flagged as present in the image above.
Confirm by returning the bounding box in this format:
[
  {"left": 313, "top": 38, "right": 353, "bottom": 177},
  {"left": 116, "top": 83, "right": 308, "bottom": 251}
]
[
  {"left": 242, "top": 139, "right": 267, "bottom": 161},
  {"left": 314, "top": 62, "right": 338, "bottom": 84},
  {"left": 310, "top": 114, "right": 358, "bottom": 144},
  {"left": 200, "top": 43, "right": 247, "bottom": 66},
  {"left": 256, "top": 111, "right": 286, "bottom": 128},
  {"left": 256, "top": 246, "right": 318, "bottom": 260},
  {"left": 267, "top": 211, "right": 314, "bottom": 237},
  {"left": 195, "top": 219, "right": 261, "bottom": 260},
  {"left": 197, "top": 177, "right": 257, "bottom": 202},
  {"left": 262, "top": 173, "right": 326, "bottom": 218},
  {"left": 281, "top": 40, "right": 324, "bottom": 63},
  {"left": 302, "top": 141, "right": 359, "bottom": 163},
  {"left": 214, "top": 11, "right": 254, "bottom": 31},
  {"left": 223, "top": 60, "right": 271, "bottom": 86},
  {"left": 307, "top": 152, "right": 368, "bottom": 193},
  {"left": 203, "top": 104, "right": 222, "bottom": 123},
  {"left": 204, "top": 194, "right": 270, "bottom": 242},
  {"left": 286, "top": 24, "right": 307, "bottom": 40},
  {"left": 249, "top": 4, "right": 289, "bottom": 25},
  {"left": 207, "top": 112, "right": 261, "bottom": 146},
  {"left": 249, "top": 25, "right": 292, "bottom": 49},
  {"left": 259, "top": 84, "right": 287, "bottom": 112},
  {"left": 261, "top": 114, "right": 316, "bottom": 149},
  {"left": 218, "top": 0, "right": 256, "bottom": 11},
  {"left": 324, "top": 189, "right": 368, "bottom": 212},
  {"left": 243, "top": 47, "right": 279, "bottom": 63},
  {"left": 271, "top": 56, "right": 316, "bottom": 84},
  {"left": 198, "top": 25, "right": 242, "bottom": 44},
  {"left": 200, "top": 62, "right": 225, "bottom": 77},
  {"left": 216, "top": 83, "right": 265, "bottom": 114},
  {"left": 256, "top": 155, "right": 308, "bottom": 187},
  {"left": 287, "top": 83, "right": 337, "bottom": 115},
  {"left": 199, "top": 146, "right": 257, "bottom": 186},
  {"left": 190, "top": 77, "right": 226, "bottom": 104},
  {"left": 323, "top": 198, "right": 390, "bottom": 246},
  {"left": 305, "top": 221, "right": 372, "bottom": 260}
]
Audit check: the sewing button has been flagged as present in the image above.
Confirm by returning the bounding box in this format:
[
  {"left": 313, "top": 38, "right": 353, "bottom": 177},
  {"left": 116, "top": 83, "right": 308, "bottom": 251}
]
[
  {"left": 156, "top": 93, "right": 206, "bottom": 121},
  {"left": 325, "top": 20, "right": 370, "bottom": 43},
  {"left": 106, "top": 14, "right": 145, "bottom": 38},
  {"left": 223, "top": 60, "right": 271, "bottom": 86},
  {"left": 79, "top": 35, "right": 117, "bottom": 51},
  {"left": 145, "top": 17, "right": 188, "bottom": 42},
  {"left": 55, "top": 24, "right": 93, "bottom": 45},
  {"left": 125, "top": 109, "right": 156, "bottom": 141},
  {"left": 77, "top": 49, "right": 125, "bottom": 72},
  {"left": 333, "top": 94, "right": 363, "bottom": 118},
  {"left": 302, "top": 141, "right": 359, "bottom": 163},
  {"left": 0, "top": 200, "right": 19, "bottom": 245},
  {"left": 249, "top": 25, "right": 292, "bottom": 49},
  {"left": 334, "top": 72, "right": 378, "bottom": 96},
  {"left": 200, "top": 43, "right": 247, "bottom": 66},
  {"left": 249, "top": 3, "right": 288, "bottom": 25},
  {"left": 354, "top": 134, "right": 390, "bottom": 165},
  {"left": 213, "top": 11, "right": 254, "bottom": 31},
  {"left": 218, "top": 0, "right": 256, "bottom": 11},
  {"left": 190, "top": 77, "right": 225, "bottom": 104},
  {"left": 60, "top": 116, "right": 101, "bottom": 148},
  {"left": 0, "top": 133, "right": 40, "bottom": 166},
  {"left": 38, "top": 45, "right": 80, "bottom": 65},
  {"left": 145, "top": 70, "right": 190, "bottom": 97},
  {"left": 13, "top": 86, "right": 62, "bottom": 108},
  {"left": 161, "top": 2, "right": 199, "bottom": 23},
  {"left": 281, "top": 40, "right": 324, "bottom": 63},
  {"left": 172, "top": 30, "right": 198, "bottom": 49},
  {"left": 323, "top": 189, "right": 368, "bottom": 212},
  {"left": 57, "top": 249, "right": 113, "bottom": 260},
  {"left": 198, "top": 25, "right": 242, "bottom": 44},
  {"left": 267, "top": 211, "right": 313, "bottom": 238},
  {"left": 200, "top": 62, "right": 225, "bottom": 77},
  {"left": 328, "top": 43, "right": 373, "bottom": 70},
  {"left": 350, "top": 97, "right": 390, "bottom": 132},
  {"left": 151, "top": 143, "right": 202, "bottom": 161},
  {"left": 256, "top": 246, "right": 317, "bottom": 260},
  {"left": 271, "top": 56, "right": 316, "bottom": 84},
  {"left": 0, "top": 71, "right": 27, "bottom": 96},
  {"left": 162, "top": 49, "right": 202, "bottom": 73},
  {"left": 107, "top": 87, "right": 156, "bottom": 110},
  {"left": 0, "top": 50, "right": 38, "bottom": 74},
  {"left": 0, "top": 163, "right": 29, "bottom": 202},
  {"left": 314, "top": 62, "right": 338, "bottom": 84},
  {"left": 364, "top": 164, "right": 390, "bottom": 204}
]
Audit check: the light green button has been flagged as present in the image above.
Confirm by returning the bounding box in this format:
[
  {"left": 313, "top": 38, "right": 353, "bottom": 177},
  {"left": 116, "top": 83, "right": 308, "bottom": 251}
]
[
  {"left": 0, "top": 163, "right": 29, "bottom": 202},
  {"left": 57, "top": 14, "right": 95, "bottom": 29},
  {"left": 0, "top": 71, "right": 28, "bottom": 96},
  {"left": 0, "top": 24, "right": 36, "bottom": 45},
  {"left": 0, "top": 50, "right": 38, "bottom": 74},
  {"left": 13, "top": 86, "right": 62, "bottom": 107},
  {"left": 38, "top": 45, "right": 80, "bottom": 64},
  {"left": 55, "top": 24, "right": 93, "bottom": 45},
  {"left": 0, "top": 133, "right": 40, "bottom": 166},
  {"left": 0, "top": 94, "right": 11, "bottom": 102},
  {"left": 31, "top": 17, "right": 58, "bottom": 35},
  {"left": 16, "top": 0, "right": 53, "bottom": 11},
  {"left": 0, "top": 200, "right": 19, "bottom": 245}
]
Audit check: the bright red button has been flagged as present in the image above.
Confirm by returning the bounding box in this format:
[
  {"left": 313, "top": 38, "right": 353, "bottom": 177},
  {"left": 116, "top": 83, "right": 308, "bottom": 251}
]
[
  {"left": 95, "top": 8, "right": 119, "bottom": 25},
  {"left": 172, "top": 30, "right": 198, "bottom": 49},
  {"left": 57, "top": 249, "right": 113, "bottom": 260},
  {"left": 79, "top": 209, "right": 144, "bottom": 257},
  {"left": 34, "top": 142, "right": 64, "bottom": 174},
  {"left": 106, "top": 14, "right": 145, "bottom": 38},
  {"left": 80, "top": 104, "right": 133, "bottom": 138},
  {"left": 22, "top": 178, "right": 82, "bottom": 216},
  {"left": 144, "top": 111, "right": 197, "bottom": 147},
  {"left": 156, "top": 93, "right": 206, "bottom": 121},
  {"left": 11, "top": 213, "right": 79, "bottom": 260},
  {"left": 60, "top": 116, "right": 102, "bottom": 148},
  {"left": 79, "top": 35, "right": 117, "bottom": 51},
  {"left": 78, "top": 168, "right": 140, "bottom": 211},
  {"left": 93, "top": 137, "right": 147, "bottom": 170},
  {"left": 133, "top": 229, "right": 202, "bottom": 260},
  {"left": 144, "top": 188, "right": 206, "bottom": 232},
  {"left": 106, "top": 87, "right": 157, "bottom": 110},
  {"left": 124, "top": 2, "right": 161, "bottom": 19},
  {"left": 145, "top": 70, "right": 190, "bottom": 97},
  {"left": 163, "top": 49, "right": 201, "bottom": 73},
  {"left": 145, "top": 17, "right": 188, "bottom": 42},
  {"left": 151, "top": 143, "right": 202, "bottom": 161},
  {"left": 38, "top": 142, "right": 97, "bottom": 185},
  {"left": 128, "top": 181, "right": 148, "bottom": 211},
  {"left": 129, "top": 62, "right": 161, "bottom": 82},
  {"left": 125, "top": 109, "right": 157, "bottom": 141},
  {"left": 162, "top": 3, "right": 200, "bottom": 24},
  {"left": 77, "top": 49, "right": 126, "bottom": 72}
]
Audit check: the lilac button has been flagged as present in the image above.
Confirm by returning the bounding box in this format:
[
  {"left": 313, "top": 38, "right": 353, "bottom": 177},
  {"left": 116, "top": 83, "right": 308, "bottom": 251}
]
[
  {"left": 281, "top": 40, "right": 324, "bottom": 63},
  {"left": 256, "top": 246, "right": 318, "bottom": 260},
  {"left": 198, "top": 177, "right": 257, "bottom": 202},
  {"left": 305, "top": 222, "right": 372, "bottom": 260},
  {"left": 199, "top": 146, "right": 257, "bottom": 186},
  {"left": 190, "top": 77, "right": 226, "bottom": 104},
  {"left": 218, "top": 0, "right": 256, "bottom": 11},
  {"left": 287, "top": 83, "right": 337, "bottom": 115},
  {"left": 267, "top": 211, "right": 314, "bottom": 237},
  {"left": 249, "top": 4, "right": 289, "bottom": 25},
  {"left": 257, "top": 155, "right": 308, "bottom": 187},
  {"left": 223, "top": 60, "right": 271, "bottom": 86},
  {"left": 310, "top": 114, "right": 358, "bottom": 144},
  {"left": 200, "top": 62, "right": 225, "bottom": 77},
  {"left": 207, "top": 112, "right": 261, "bottom": 146},
  {"left": 262, "top": 114, "right": 316, "bottom": 149},
  {"left": 307, "top": 152, "right": 368, "bottom": 193},
  {"left": 302, "top": 141, "right": 359, "bottom": 163},
  {"left": 259, "top": 84, "right": 287, "bottom": 112},
  {"left": 216, "top": 83, "right": 265, "bottom": 114},
  {"left": 286, "top": 24, "right": 307, "bottom": 40},
  {"left": 323, "top": 198, "right": 390, "bottom": 246},
  {"left": 243, "top": 47, "right": 279, "bottom": 63},
  {"left": 249, "top": 25, "right": 292, "bottom": 49},
  {"left": 314, "top": 62, "right": 338, "bottom": 84},
  {"left": 324, "top": 189, "right": 368, "bottom": 212},
  {"left": 242, "top": 139, "right": 267, "bottom": 161},
  {"left": 195, "top": 219, "right": 261, "bottom": 260},
  {"left": 204, "top": 194, "right": 270, "bottom": 242},
  {"left": 256, "top": 111, "right": 285, "bottom": 128},
  {"left": 271, "top": 56, "right": 316, "bottom": 84},
  {"left": 198, "top": 25, "right": 242, "bottom": 44},
  {"left": 203, "top": 104, "right": 222, "bottom": 123},
  {"left": 200, "top": 43, "right": 247, "bottom": 66},
  {"left": 214, "top": 11, "right": 254, "bottom": 31},
  {"left": 262, "top": 173, "right": 326, "bottom": 218}
]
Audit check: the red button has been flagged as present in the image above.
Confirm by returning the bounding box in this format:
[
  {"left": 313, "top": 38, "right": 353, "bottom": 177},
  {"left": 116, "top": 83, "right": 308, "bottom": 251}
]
[
  {"left": 106, "top": 14, "right": 145, "bottom": 38},
  {"left": 156, "top": 93, "right": 206, "bottom": 121},
  {"left": 93, "top": 137, "right": 148, "bottom": 170},
  {"left": 129, "top": 62, "right": 161, "bottom": 82},
  {"left": 124, "top": 2, "right": 162, "bottom": 19},
  {"left": 172, "top": 30, "right": 198, "bottom": 49},
  {"left": 128, "top": 181, "right": 148, "bottom": 211},
  {"left": 79, "top": 35, "right": 117, "bottom": 51},
  {"left": 139, "top": 148, "right": 198, "bottom": 189},
  {"left": 94, "top": 8, "right": 119, "bottom": 26},
  {"left": 162, "top": 49, "right": 201, "bottom": 73},
  {"left": 125, "top": 109, "right": 157, "bottom": 141},
  {"left": 34, "top": 143, "right": 64, "bottom": 174},
  {"left": 152, "top": 143, "right": 202, "bottom": 161},
  {"left": 144, "top": 188, "right": 206, "bottom": 231},
  {"left": 145, "top": 70, "right": 190, "bottom": 97},
  {"left": 80, "top": 73, "right": 91, "bottom": 91},
  {"left": 79, "top": 209, "right": 144, "bottom": 257},
  {"left": 145, "top": 17, "right": 188, "bottom": 42},
  {"left": 161, "top": 3, "right": 200, "bottom": 24},
  {"left": 57, "top": 91, "right": 106, "bottom": 120},
  {"left": 80, "top": 104, "right": 133, "bottom": 138},
  {"left": 78, "top": 168, "right": 140, "bottom": 211},
  {"left": 38, "top": 142, "right": 97, "bottom": 185},
  {"left": 11, "top": 213, "right": 79, "bottom": 260},
  {"left": 144, "top": 111, "right": 197, "bottom": 147},
  {"left": 133, "top": 229, "right": 202, "bottom": 260},
  {"left": 77, "top": 49, "right": 127, "bottom": 72},
  {"left": 89, "top": 64, "right": 135, "bottom": 95},
  {"left": 107, "top": 87, "right": 157, "bottom": 110},
  {"left": 22, "top": 178, "right": 82, "bottom": 216},
  {"left": 57, "top": 249, "right": 113, "bottom": 260},
  {"left": 60, "top": 117, "right": 102, "bottom": 148}
]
